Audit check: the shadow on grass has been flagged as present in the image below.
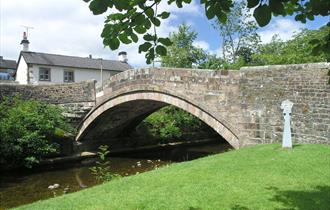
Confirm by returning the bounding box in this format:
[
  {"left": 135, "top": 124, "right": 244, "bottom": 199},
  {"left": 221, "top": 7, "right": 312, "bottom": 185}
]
[
  {"left": 267, "top": 185, "right": 330, "bottom": 210},
  {"left": 292, "top": 144, "right": 303, "bottom": 149},
  {"left": 231, "top": 204, "right": 250, "bottom": 210}
]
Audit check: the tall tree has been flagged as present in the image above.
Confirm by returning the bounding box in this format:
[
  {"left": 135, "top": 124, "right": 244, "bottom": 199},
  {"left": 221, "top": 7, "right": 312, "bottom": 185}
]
[
  {"left": 198, "top": 54, "right": 224, "bottom": 70},
  {"left": 161, "top": 24, "right": 207, "bottom": 68},
  {"left": 252, "top": 26, "right": 329, "bottom": 65},
  {"left": 214, "top": 1, "right": 260, "bottom": 63},
  {"left": 83, "top": 0, "right": 329, "bottom": 64}
]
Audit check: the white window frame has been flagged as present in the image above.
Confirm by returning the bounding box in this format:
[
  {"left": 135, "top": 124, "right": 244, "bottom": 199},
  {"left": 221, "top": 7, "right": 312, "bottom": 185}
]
[
  {"left": 39, "top": 67, "right": 51, "bottom": 81},
  {"left": 63, "top": 70, "right": 74, "bottom": 83}
]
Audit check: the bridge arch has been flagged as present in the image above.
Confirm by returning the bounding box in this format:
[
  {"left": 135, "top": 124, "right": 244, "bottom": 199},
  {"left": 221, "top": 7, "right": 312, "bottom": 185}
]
[{"left": 76, "top": 88, "right": 241, "bottom": 149}]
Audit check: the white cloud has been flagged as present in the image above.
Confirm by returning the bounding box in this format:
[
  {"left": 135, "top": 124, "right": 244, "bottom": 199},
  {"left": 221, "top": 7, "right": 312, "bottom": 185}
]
[
  {"left": 193, "top": 40, "right": 210, "bottom": 51},
  {"left": 158, "top": 0, "right": 201, "bottom": 16},
  {"left": 209, "top": 46, "right": 223, "bottom": 57},
  {"left": 258, "top": 18, "right": 304, "bottom": 43},
  {"left": 0, "top": 0, "right": 200, "bottom": 67}
]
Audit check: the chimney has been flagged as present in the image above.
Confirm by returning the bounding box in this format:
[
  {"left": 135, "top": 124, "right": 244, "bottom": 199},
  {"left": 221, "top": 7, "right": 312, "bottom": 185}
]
[
  {"left": 89, "top": 54, "right": 92, "bottom": 59},
  {"left": 20, "top": 32, "right": 30, "bottom": 51},
  {"left": 118, "top": 51, "right": 128, "bottom": 63}
]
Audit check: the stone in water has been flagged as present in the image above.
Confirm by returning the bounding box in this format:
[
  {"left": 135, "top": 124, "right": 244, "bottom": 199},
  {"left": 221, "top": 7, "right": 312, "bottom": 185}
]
[{"left": 281, "top": 99, "right": 293, "bottom": 148}]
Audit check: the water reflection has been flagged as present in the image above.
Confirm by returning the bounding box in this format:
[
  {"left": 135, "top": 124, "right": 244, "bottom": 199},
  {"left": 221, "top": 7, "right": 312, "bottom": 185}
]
[{"left": 0, "top": 142, "right": 231, "bottom": 209}]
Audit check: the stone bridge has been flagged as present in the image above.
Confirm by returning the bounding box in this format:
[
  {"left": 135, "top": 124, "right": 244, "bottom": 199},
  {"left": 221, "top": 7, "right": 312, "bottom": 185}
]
[{"left": 76, "top": 63, "right": 330, "bottom": 149}]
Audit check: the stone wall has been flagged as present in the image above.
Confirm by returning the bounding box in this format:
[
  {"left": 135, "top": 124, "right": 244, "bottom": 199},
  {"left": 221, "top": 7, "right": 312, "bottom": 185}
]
[
  {"left": 1, "top": 63, "right": 329, "bottom": 148},
  {"left": 239, "top": 63, "right": 330, "bottom": 145},
  {"left": 0, "top": 80, "right": 96, "bottom": 104},
  {"left": 0, "top": 80, "right": 96, "bottom": 126}
]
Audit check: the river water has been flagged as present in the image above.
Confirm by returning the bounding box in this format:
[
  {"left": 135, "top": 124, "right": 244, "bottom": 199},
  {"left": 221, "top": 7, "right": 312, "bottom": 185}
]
[{"left": 0, "top": 142, "right": 231, "bottom": 209}]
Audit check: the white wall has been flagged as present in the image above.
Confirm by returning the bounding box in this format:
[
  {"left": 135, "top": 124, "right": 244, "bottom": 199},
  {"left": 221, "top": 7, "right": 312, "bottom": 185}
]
[
  {"left": 27, "top": 65, "right": 118, "bottom": 85},
  {"left": 15, "top": 57, "right": 28, "bottom": 84}
]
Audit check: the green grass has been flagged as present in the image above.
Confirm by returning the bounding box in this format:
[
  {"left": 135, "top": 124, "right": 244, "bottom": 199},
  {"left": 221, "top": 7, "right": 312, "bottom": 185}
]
[{"left": 15, "top": 144, "right": 330, "bottom": 210}]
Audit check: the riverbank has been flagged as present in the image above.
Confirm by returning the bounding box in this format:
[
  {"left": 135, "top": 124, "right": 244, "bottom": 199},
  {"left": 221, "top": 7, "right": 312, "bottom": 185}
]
[
  {"left": 14, "top": 144, "right": 330, "bottom": 210},
  {"left": 41, "top": 138, "right": 225, "bottom": 167},
  {"left": 1, "top": 141, "right": 230, "bottom": 209},
  {"left": 0, "top": 138, "right": 224, "bottom": 172}
]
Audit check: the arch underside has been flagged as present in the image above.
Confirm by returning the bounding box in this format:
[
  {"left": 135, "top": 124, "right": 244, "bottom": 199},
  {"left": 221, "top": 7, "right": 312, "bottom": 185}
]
[{"left": 77, "top": 92, "right": 240, "bottom": 149}]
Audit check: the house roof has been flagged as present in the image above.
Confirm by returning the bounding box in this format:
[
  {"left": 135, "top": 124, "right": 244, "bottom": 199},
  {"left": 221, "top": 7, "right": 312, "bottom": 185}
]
[
  {"left": 0, "top": 57, "right": 17, "bottom": 70},
  {"left": 20, "top": 51, "right": 132, "bottom": 71}
]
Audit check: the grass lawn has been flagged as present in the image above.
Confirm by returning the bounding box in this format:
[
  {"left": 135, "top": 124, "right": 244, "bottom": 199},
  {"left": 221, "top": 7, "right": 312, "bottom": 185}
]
[{"left": 15, "top": 144, "right": 330, "bottom": 210}]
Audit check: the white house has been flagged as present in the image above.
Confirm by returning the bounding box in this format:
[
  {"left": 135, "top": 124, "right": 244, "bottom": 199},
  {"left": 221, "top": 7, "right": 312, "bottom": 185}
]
[
  {"left": 0, "top": 56, "right": 16, "bottom": 80},
  {"left": 15, "top": 32, "right": 132, "bottom": 85}
]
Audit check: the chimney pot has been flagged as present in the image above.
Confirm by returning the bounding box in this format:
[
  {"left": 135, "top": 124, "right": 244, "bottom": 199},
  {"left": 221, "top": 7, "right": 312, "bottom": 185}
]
[
  {"left": 118, "top": 51, "right": 128, "bottom": 63},
  {"left": 20, "top": 32, "right": 30, "bottom": 51}
]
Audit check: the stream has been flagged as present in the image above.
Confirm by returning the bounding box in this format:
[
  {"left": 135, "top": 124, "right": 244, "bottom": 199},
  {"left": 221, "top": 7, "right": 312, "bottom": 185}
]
[{"left": 0, "top": 142, "right": 232, "bottom": 209}]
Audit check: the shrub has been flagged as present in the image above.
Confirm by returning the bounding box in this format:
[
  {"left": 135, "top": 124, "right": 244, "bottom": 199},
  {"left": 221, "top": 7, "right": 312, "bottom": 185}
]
[
  {"left": 0, "top": 96, "right": 74, "bottom": 168},
  {"left": 139, "top": 106, "right": 202, "bottom": 141}
]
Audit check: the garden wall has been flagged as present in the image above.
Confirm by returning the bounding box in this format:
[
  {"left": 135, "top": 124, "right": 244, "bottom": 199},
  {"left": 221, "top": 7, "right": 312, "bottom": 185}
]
[{"left": 0, "top": 80, "right": 96, "bottom": 126}]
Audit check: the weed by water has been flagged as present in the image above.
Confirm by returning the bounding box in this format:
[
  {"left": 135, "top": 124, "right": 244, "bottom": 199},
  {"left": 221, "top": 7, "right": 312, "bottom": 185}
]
[{"left": 89, "top": 145, "right": 120, "bottom": 183}]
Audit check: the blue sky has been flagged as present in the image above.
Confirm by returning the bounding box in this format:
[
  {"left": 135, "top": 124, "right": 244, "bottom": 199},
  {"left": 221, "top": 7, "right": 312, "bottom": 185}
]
[
  {"left": 0, "top": 0, "right": 328, "bottom": 67},
  {"left": 176, "top": 6, "right": 329, "bottom": 56}
]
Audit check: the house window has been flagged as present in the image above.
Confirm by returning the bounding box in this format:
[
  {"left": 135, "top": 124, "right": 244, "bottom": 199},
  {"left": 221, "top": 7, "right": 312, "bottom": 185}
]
[
  {"left": 64, "top": 70, "right": 74, "bottom": 82},
  {"left": 39, "top": 67, "right": 51, "bottom": 81}
]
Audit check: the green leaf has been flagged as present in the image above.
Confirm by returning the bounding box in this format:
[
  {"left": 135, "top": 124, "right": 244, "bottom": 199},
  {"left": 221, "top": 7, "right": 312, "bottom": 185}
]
[
  {"left": 130, "top": 32, "right": 138, "bottom": 43},
  {"left": 139, "top": 42, "right": 152, "bottom": 53},
  {"left": 176, "top": 0, "right": 183, "bottom": 8},
  {"left": 118, "top": 34, "right": 132, "bottom": 44},
  {"left": 253, "top": 4, "right": 271, "bottom": 27},
  {"left": 151, "top": 17, "right": 161, "bottom": 26},
  {"left": 134, "top": 14, "right": 145, "bottom": 25},
  {"left": 206, "top": 6, "right": 216, "bottom": 19},
  {"left": 143, "top": 34, "right": 155, "bottom": 41},
  {"left": 158, "top": 37, "right": 172, "bottom": 46},
  {"left": 144, "top": 19, "right": 152, "bottom": 29},
  {"left": 113, "top": 0, "right": 129, "bottom": 11},
  {"left": 108, "top": 13, "right": 125, "bottom": 21},
  {"left": 146, "top": 47, "right": 155, "bottom": 64},
  {"left": 134, "top": 25, "right": 146, "bottom": 34},
  {"left": 158, "top": 11, "right": 170, "bottom": 19},
  {"left": 145, "top": 8, "right": 154, "bottom": 18},
  {"left": 307, "top": 14, "right": 315, "bottom": 21},
  {"left": 247, "top": 0, "right": 259, "bottom": 8},
  {"left": 216, "top": 11, "right": 227, "bottom": 24},
  {"left": 89, "top": 0, "right": 109, "bottom": 15},
  {"left": 156, "top": 45, "right": 167, "bottom": 56},
  {"left": 109, "top": 37, "right": 120, "bottom": 50},
  {"left": 269, "top": 0, "right": 284, "bottom": 14},
  {"left": 295, "top": 14, "right": 306, "bottom": 23}
]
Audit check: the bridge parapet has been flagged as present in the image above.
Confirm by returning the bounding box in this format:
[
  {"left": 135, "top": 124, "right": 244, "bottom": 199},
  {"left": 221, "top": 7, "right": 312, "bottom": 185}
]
[{"left": 96, "top": 67, "right": 241, "bottom": 114}]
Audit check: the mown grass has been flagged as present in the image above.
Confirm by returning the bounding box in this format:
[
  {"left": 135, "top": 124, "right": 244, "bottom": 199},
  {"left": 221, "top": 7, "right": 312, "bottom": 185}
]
[{"left": 15, "top": 144, "right": 330, "bottom": 210}]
